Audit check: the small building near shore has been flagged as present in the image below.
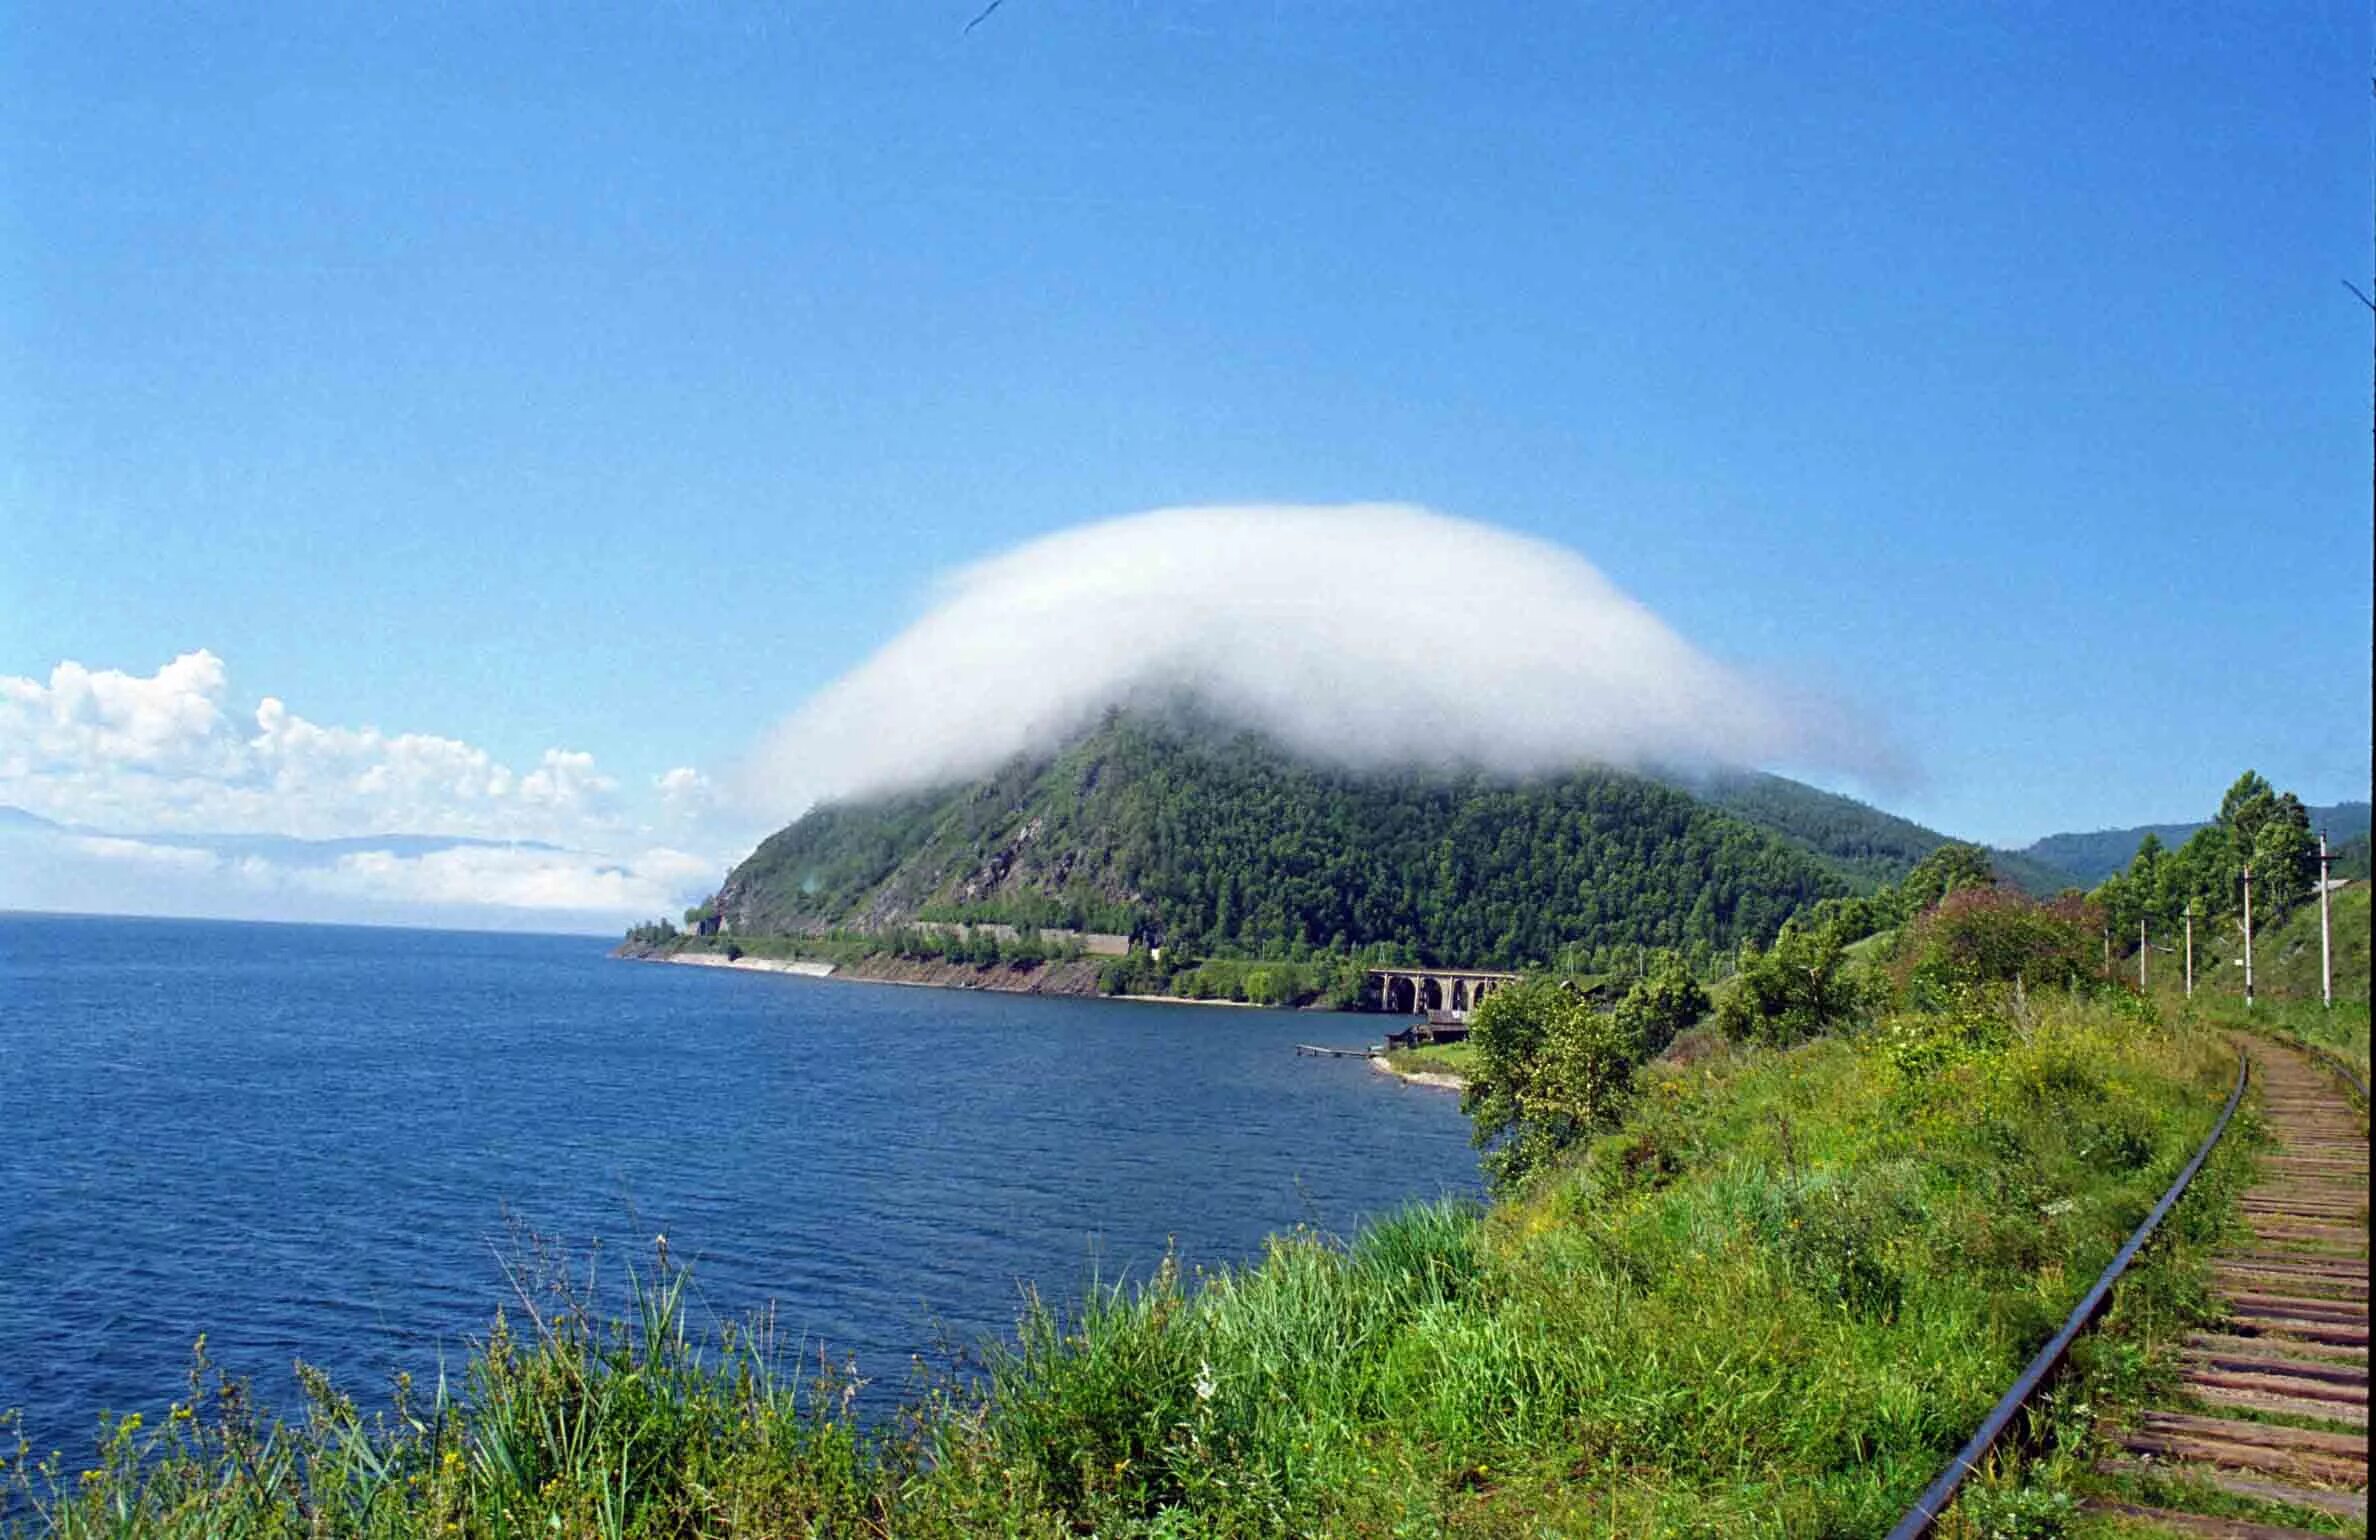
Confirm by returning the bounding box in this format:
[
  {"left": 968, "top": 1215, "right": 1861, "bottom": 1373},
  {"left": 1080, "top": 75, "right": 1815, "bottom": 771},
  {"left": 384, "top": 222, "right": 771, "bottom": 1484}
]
[{"left": 1383, "top": 1015, "right": 1472, "bottom": 1051}]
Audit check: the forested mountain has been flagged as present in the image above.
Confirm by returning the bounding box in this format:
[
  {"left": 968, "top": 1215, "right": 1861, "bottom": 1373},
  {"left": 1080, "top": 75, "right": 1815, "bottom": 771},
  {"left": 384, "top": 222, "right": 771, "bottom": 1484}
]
[
  {"left": 1678, "top": 771, "right": 2071, "bottom": 895},
  {"left": 2024, "top": 801, "right": 2370, "bottom": 887},
  {"left": 716, "top": 712, "right": 1859, "bottom": 970},
  {"left": 1673, "top": 772, "right": 1939, "bottom": 890}
]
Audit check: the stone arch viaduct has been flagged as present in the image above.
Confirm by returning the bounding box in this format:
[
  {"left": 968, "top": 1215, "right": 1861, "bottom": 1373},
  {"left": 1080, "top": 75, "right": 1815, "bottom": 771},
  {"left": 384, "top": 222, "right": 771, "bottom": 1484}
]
[{"left": 1369, "top": 967, "right": 1521, "bottom": 1017}]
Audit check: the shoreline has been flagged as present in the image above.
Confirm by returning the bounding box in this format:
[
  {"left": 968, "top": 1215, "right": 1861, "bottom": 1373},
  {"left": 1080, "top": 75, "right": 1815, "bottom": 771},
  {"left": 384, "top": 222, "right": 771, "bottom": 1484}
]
[
  {"left": 634, "top": 949, "right": 1375, "bottom": 1018},
  {"left": 1110, "top": 992, "right": 1271, "bottom": 1009},
  {"left": 631, "top": 947, "right": 1101, "bottom": 1000},
  {"left": 1370, "top": 1056, "right": 1467, "bottom": 1092},
  {"left": 661, "top": 952, "right": 838, "bottom": 979}
]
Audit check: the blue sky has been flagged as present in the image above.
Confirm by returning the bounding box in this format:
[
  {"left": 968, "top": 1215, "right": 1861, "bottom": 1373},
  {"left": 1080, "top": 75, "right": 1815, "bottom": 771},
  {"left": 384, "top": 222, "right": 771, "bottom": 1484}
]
[{"left": 3, "top": 2, "right": 2368, "bottom": 923}]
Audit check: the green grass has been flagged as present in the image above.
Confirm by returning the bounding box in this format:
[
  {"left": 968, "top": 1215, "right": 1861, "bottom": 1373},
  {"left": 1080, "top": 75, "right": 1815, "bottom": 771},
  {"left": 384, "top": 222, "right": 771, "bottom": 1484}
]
[
  {"left": 5, "top": 988, "right": 2242, "bottom": 1538},
  {"left": 1380, "top": 1041, "right": 1478, "bottom": 1081},
  {"left": 2165, "top": 881, "right": 2370, "bottom": 1011},
  {"left": 1842, "top": 926, "right": 1898, "bottom": 963},
  {"left": 2253, "top": 882, "right": 2371, "bottom": 1007},
  {"left": 2120, "top": 880, "right": 2372, "bottom": 1085},
  {"left": 2195, "top": 991, "right": 2371, "bottom": 1089}
]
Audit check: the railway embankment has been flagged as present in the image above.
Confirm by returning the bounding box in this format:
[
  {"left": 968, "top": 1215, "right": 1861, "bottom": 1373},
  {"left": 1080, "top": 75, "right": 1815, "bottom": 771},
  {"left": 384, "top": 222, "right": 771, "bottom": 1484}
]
[{"left": 2077, "top": 1038, "right": 2368, "bottom": 1536}]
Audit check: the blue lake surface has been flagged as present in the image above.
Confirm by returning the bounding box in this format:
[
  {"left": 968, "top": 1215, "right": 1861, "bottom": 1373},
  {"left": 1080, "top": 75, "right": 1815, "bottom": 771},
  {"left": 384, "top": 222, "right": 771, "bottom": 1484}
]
[{"left": 0, "top": 915, "right": 1478, "bottom": 1453}]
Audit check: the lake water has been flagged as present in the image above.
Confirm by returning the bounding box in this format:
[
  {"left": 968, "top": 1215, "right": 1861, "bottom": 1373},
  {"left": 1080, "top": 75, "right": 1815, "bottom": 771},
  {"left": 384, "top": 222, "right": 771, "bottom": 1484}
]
[{"left": 0, "top": 915, "right": 1477, "bottom": 1454}]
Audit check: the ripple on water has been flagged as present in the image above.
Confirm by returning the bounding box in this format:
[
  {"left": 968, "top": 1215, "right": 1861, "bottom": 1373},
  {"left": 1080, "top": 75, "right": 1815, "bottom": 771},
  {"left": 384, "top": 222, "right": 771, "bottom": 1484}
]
[{"left": 0, "top": 916, "right": 1477, "bottom": 1449}]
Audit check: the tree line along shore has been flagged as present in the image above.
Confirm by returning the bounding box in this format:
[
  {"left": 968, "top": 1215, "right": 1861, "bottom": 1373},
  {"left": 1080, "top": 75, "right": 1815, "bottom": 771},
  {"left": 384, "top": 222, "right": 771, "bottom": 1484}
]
[{"left": 622, "top": 769, "right": 2366, "bottom": 1049}]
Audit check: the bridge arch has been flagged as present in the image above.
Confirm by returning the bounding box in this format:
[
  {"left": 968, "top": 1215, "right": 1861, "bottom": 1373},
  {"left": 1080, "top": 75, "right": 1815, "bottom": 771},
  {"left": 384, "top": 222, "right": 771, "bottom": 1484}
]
[{"left": 1366, "top": 966, "right": 1520, "bottom": 1017}]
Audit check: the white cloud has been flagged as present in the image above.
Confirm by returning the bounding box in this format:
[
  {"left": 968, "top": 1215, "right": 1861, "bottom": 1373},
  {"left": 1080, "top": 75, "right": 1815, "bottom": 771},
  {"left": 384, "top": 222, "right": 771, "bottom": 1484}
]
[
  {"left": 69, "top": 834, "right": 218, "bottom": 870},
  {"left": 0, "top": 825, "right": 720, "bottom": 931},
  {"left": 0, "top": 652, "right": 732, "bottom": 929},
  {"left": 739, "top": 503, "right": 1897, "bottom": 818},
  {"left": 0, "top": 650, "right": 238, "bottom": 779},
  {"left": 519, "top": 749, "right": 616, "bottom": 814},
  {"left": 304, "top": 844, "right": 709, "bottom": 913},
  {"left": 657, "top": 766, "right": 710, "bottom": 808},
  {"left": 1, "top": 653, "right": 628, "bottom": 844},
  {"left": 248, "top": 695, "right": 531, "bottom": 832}
]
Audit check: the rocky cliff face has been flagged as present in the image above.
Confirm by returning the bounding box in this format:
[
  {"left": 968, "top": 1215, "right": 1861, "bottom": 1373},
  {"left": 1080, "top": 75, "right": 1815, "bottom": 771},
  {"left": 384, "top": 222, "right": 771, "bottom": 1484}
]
[{"left": 831, "top": 953, "right": 1109, "bottom": 996}]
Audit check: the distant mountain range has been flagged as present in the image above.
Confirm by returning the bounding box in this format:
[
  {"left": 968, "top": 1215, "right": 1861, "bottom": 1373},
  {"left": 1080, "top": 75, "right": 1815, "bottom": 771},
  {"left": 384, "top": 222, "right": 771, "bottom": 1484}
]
[
  {"left": 0, "top": 806, "right": 655, "bottom": 934},
  {"left": 0, "top": 806, "right": 562, "bottom": 866},
  {"left": 2014, "top": 802, "right": 2371, "bottom": 888},
  {"left": 1678, "top": 769, "right": 2077, "bottom": 896}
]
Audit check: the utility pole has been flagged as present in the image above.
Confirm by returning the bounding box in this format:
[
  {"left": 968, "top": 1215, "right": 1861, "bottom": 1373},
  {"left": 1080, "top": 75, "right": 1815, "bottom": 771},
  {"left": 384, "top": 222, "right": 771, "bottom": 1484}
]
[
  {"left": 2241, "top": 863, "right": 2255, "bottom": 1010},
  {"left": 2183, "top": 905, "right": 2195, "bottom": 999},
  {"left": 2316, "top": 832, "right": 2335, "bottom": 1009},
  {"left": 2138, "top": 918, "right": 2148, "bottom": 991}
]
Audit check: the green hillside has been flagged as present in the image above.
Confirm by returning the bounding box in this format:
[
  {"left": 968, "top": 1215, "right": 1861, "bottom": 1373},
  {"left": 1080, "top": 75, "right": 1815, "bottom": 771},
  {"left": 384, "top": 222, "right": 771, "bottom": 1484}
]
[
  {"left": 717, "top": 712, "right": 1856, "bottom": 969},
  {"left": 2181, "top": 879, "right": 2372, "bottom": 1009},
  {"left": 2024, "top": 800, "right": 2370, "bottom": 887},
  {"left": 1684, "top": 770, "right": 2072, "bottom": 895},
  {"left": 1680, "top": 770, "right": 1944, "bottom": 890},
  {"left": 2157, "top": 880, "right": 2371, "bottom": 1084}
]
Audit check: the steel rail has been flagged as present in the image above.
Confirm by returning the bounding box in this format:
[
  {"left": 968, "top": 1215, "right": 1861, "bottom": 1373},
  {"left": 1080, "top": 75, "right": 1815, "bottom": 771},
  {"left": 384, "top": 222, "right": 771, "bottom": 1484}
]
[
  {"left": 2301, "top": 1041, "right": 2368, "bottom": 1104},
  {"left": 2241, "top": 1022, "right": 2366, "bottom": 1103},
  {"left": 1884, "top": 1049, "right": 2250, "bottom": 1540}
]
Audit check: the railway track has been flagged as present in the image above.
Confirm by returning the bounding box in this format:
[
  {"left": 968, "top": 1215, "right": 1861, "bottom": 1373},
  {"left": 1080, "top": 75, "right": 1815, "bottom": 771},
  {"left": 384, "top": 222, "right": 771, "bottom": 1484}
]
[{"left": 2091, "top": 1039, "right": 2369, "bottom": 1537}]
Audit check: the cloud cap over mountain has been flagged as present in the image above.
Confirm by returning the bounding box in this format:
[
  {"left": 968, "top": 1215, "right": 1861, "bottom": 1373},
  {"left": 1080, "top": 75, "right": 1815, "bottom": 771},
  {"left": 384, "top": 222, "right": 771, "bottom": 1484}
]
[{"left": 742, "top": 503, "right": 1893, "bottom": 818}]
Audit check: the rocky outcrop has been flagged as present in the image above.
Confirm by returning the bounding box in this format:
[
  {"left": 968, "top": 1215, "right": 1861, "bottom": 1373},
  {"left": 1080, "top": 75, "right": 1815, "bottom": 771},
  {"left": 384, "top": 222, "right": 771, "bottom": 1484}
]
[
  {"left": 621, "top": 945, "right": 1111, "bottom": 1000},
  {"left": 829, "top": 953, "right": 1108, "bottom": 997}
]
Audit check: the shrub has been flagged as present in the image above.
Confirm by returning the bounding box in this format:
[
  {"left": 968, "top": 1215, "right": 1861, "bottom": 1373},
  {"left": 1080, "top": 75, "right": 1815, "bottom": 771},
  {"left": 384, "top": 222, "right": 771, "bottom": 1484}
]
[
  {"left": 1769, "top": 1168, "right": 1919, "bottom": 1319},
  {"left": 1960, "top": 1482, "right": 2079, "bottom": 1539},
  {"left": 1899, "top": 841, "right": 1999, "bottom": 914},
  {"left": 1240, "top": 967, "right": 1304, "bottom": 1007},
  {"left": 1715, "top": 923, "right": 1861, "bottom": 1047},
  {"left": 1895, "top": 887, "right": 2096, "bottom": 1005},
  {"left": 1463, "top": 977, "right": 1646, "bottom": 1189},
  {"left": 1319, "top": 956, "right": 1370, "bottom": 1010},
  {"left": 1875, "top": 984, "right": 2012, "bottom": 1080},
  {"left": 1611, "top": 951, "right": 1710, "bottom": 1058}
]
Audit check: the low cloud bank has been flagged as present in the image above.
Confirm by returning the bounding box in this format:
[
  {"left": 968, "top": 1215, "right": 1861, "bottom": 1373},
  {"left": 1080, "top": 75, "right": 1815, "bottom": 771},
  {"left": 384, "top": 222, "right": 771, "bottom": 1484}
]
[
  {"left": 0, "top": 649, "right": 625, "bottom": 842},
  {"left": 1, "top": 651, "right": 731, "bottom": 928},
  {"left": 3, "top": 823, "right": 715, "bottom": 933},
  {"left": 741, "top": 504, "right": 1893, "bottom": 819}
]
